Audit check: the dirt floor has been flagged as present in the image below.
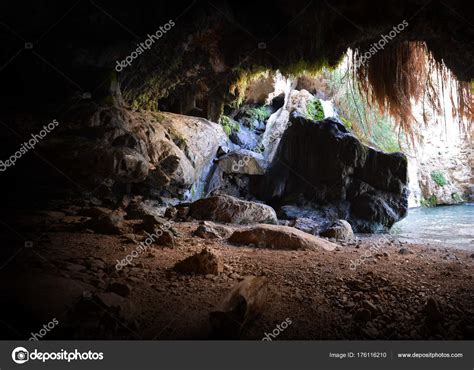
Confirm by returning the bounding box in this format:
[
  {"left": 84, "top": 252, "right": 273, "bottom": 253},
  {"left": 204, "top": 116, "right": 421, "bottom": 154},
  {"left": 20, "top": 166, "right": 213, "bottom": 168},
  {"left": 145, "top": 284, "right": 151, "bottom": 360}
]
[{"left": 1, "top": 207, "right": 473, "bottom": 340}]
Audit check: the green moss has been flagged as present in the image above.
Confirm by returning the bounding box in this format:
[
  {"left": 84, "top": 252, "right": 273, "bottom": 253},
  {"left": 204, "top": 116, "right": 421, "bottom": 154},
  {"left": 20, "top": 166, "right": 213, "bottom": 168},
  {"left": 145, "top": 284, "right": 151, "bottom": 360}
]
[
  {"left": 219, "top": 115, "right": 240, "bottom": 137},
  {"left": 229, "top": 68, "right": 270, "bottom": 107},
  {"left": 131, "top": 93, "right": 156, "bottom": 111},
  {"left": 431, "top": 170, "right": 447, "bottom": 186},
  {"left": 420, "top": 195, "right": 438, "bottom": 207},
  {"left": 282, "top": 58, "right": 332, "bottom": 77},
  {"left": 305, "top": 99, "right": 325, "bottom": 121},
  {"left": 247, "top": 106, "right": 271, "bottom": 122},
  {"left": 341, "top": 116, "right": 353, "bottom": 130}
]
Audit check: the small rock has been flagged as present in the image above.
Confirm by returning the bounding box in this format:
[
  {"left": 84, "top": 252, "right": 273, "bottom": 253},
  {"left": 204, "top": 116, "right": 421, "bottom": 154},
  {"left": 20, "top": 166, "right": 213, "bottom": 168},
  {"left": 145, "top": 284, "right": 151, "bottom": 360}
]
[
  {"left": 173, "top": 248, "right": 224, "bottom": 275},
  {"left": 193, "top": 223, "right": 222, "bottom": 239},
  {"left": 154, "top": 230, "right": 175, "bottom": 247},
  {"left": 320, "top": 220, "right": 354, "bottom": 241},
  {"left": 164, "top": 207, "right": 178, "bottom": 220},
  {"left": 141, "top": 214, "right": 169, "bottom": 234},
  {"left": 398, "top": 248, "right": 413, "bottom": 255}
]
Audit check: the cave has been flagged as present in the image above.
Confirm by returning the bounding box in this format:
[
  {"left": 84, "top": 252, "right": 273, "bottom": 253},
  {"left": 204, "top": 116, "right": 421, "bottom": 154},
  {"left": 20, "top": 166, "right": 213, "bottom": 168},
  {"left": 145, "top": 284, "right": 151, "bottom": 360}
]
[{"left": 0, "top": 0, "right": 473, "bottom": 343}]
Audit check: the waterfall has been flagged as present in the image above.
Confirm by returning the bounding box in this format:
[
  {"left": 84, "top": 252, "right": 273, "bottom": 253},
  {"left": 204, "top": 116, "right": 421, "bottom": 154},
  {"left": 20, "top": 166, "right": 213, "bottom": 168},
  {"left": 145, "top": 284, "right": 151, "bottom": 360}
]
[{"left": 319, "top": 99, "right": 337, "bottom": 118}]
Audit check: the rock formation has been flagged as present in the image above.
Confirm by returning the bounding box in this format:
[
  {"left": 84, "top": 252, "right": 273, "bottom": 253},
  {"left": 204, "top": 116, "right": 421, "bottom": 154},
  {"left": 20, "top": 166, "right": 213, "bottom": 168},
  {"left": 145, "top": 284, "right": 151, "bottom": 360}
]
[{"left": 259, "top": 113, "right": 408, "bottom": 232}]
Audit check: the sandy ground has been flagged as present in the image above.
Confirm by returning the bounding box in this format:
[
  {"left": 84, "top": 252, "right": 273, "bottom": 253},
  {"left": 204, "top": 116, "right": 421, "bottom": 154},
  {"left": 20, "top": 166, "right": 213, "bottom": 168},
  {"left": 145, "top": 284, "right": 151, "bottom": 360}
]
[{"left": 1, "top": 208, "right": 473, "bottom": 340}]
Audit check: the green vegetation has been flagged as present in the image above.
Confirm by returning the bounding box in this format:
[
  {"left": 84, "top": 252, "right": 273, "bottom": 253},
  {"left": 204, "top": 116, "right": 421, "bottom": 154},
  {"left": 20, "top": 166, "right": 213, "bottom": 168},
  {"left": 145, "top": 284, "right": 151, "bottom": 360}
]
[
  {"left": 219, "top": 115, "right": 240, "bottom": 137},
  {"left": 420, "top": 195, "right": 438, "bottom": 207},
  {"left": 322, "top": 66, "right": 402, "bottom": 153},
  {"left": 247, "top": 106, "right": 271, "bottom": 122},
  {"left": 305, "top": 99, "right": 325, "bottom": 121},
  {"left": 340, "top": 116, "right": 353, "bottom": 130},
  {"left": 131, "top": 92, "right": 156, "bottom": 111},
  {"left": 229, "top": 68, "right": 270, "bottom": 107},
  {"left": 431, "top": 170, "right": 447, "bottom": 186}
]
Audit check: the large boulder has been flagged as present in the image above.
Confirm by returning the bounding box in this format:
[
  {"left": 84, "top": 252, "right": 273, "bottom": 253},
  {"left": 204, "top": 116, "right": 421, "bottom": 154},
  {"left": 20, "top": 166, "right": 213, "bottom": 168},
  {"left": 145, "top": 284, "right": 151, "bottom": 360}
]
[
  {"left": 42, "top": 107, "right": 227, "bottom": 199},
  {"left": 259, "top": 113, "right": 408, "bottom": 232},
  {"left": 229, "top": 125, "right": 260, "bottom": 150},
  {"left": 188, "top": 194, "right": 278, "bottom": 224},
  {"left": 261, "top": 89, "right": 314, "bottom": 162},
  {"left": 320, "top": 219, "right": 354, "bottom": 241},
  {"left": 229, "top": 224, "right": 337, "bottom": 251},
  {"left": 130, "top": 111, "right": 227, "bottom": 197}
]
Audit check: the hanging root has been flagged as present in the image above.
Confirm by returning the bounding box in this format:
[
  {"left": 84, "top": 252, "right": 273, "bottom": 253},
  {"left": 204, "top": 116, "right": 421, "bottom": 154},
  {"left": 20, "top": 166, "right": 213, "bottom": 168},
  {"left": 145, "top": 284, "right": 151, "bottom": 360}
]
[{"left": 352, "top": 41, "right": 472, "bottom": 138}]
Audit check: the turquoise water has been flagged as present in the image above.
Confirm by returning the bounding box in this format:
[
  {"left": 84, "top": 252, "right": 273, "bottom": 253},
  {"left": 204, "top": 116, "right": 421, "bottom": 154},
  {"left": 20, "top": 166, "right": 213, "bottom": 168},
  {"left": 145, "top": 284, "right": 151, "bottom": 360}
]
[{"left": 391, "top": 203, "right": 474, "bottom": 250}]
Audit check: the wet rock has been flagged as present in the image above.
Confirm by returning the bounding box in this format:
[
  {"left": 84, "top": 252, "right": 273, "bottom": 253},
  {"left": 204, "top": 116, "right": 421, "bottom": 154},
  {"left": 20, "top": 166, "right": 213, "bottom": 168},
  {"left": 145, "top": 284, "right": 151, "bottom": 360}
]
[
  {"left": 136, "top": 111, "right": 227, "bottom": 197},
  {"left": 229, "top": 125, "right": 260, "bottom": 150},
  {"left": 215, "top": 150, "right": 267, "bottom": 175},
  {"left": 229, "top": 224, "right": 338, "bottom": 251},
  {"left": 188, "top": 194, "right": 278, "bottom": 225},
  {"left": 258, "top": 114, "right": 408, "bottom": 232},
  {"left": 320, "top": 219, "right": 354, "bottom": 241},
  {"left": 173, "top": 248, "right": 223, "bottom": 275}
]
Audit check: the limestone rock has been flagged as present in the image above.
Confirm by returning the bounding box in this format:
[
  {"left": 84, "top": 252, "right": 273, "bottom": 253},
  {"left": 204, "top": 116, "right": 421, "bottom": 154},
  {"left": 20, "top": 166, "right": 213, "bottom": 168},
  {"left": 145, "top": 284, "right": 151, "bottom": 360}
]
[
  {"left": 188, "top": 195, "right": 278, "bottom": 225},
  {"left": 229, "top": 224, "right": 337, "bottom": 251},
  {"left": 215, "top": 150, "right": 267, "bottom": 175},
  {"left": 259, "top": 114, "right": 408, "bottom": 232}
]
